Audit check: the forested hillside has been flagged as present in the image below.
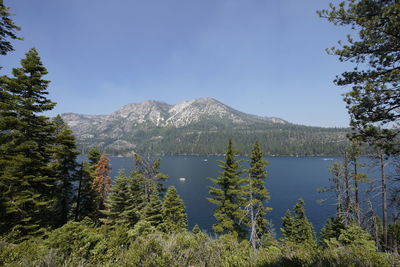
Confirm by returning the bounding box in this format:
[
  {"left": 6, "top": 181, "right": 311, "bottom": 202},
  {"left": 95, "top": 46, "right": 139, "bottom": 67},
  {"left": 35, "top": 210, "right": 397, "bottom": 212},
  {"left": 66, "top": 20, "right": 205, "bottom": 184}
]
[{"left": 62, "top": 99, "right": 349, "bottom": 156}]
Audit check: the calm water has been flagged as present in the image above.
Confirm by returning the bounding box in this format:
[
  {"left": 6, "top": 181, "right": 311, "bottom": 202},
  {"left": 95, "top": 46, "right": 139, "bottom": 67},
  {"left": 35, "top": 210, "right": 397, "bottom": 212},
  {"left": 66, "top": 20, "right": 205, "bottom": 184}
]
[{"left": 109, "top": 155, "right": 348, "bottom": 236}]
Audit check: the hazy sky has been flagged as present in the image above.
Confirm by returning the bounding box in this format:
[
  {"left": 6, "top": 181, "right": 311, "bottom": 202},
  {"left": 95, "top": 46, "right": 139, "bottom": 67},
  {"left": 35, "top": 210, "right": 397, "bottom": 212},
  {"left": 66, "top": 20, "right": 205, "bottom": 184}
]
[{"left": 2, "top": 0, "right": 354, "bottom": 127}]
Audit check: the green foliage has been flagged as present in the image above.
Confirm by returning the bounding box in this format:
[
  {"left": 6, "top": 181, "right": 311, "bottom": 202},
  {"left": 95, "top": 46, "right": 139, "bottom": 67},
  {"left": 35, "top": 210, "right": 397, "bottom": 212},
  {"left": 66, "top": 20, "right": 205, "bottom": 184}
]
[
  {"left": 320, "top": 217, "right": 346, "bottom": 247},
  {"left": 72, "top": 163, "right": 98, "bottom": 222},
  {"left": 45, "top": 221, "right": 102, "bottom": 259},
  {"left": 192, "top": 224, "right": 201, "bottom": 234},
  {"left": 319, "top": 1, "right": 400, "bottom": 147},
  {"left": 279, "top": 241, "right": 319, "bottom": 267},
  {"left": 50, "top": 115, "right": 80, "bottom": 227},
  {"left": 208, "top": 139, "right": 247, "bottom": 238},
  {"left": 0, "top": 3, "right": 21, "bottom": 57},
  {"left": 162, "top": 186, "right": 188, "bottom": 233},
  {"left": 0, "top": 225, "right": 397, "bottom": 266},
  {"left": 321, "top": 225, "right": 392, "bottom": 266},
  {"left": 78, "top": 121, "right": 350, "bottom": 156},
  {"left": 246, "top": 141, "right": 272, "bottom": 244},
  {"left": 87, "top": 147, "right": 101, "bottom": 167},
  {"left": 337, "top": 225, "right": 376, "bottom": 250},
  {"left": 143, "top": 189, "right": 164, "bottom": 229},
  {"left": 104, "top": 169, "right": 144, "bottom": 227},
  {"left": 0, "top": 48, "right": 57, "bottom": 240},
  {"left": 103, "top": 169, "right": 131, "bottom": 225},
  {"left": 281, "top": 199, "right": 316, "bottom": 245},
  {"left": 129, "top": 219, "right": 157, "bottom": 237}
]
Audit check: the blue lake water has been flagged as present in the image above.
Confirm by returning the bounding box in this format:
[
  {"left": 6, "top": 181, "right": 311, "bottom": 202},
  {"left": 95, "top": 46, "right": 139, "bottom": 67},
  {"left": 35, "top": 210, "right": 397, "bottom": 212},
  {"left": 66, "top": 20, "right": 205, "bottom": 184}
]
[
  {"left": 108, "top": 155, "right": 388, "bottom": 236},
  {"left": 110, "top": 156, "right": 396, "bottom": 236}
]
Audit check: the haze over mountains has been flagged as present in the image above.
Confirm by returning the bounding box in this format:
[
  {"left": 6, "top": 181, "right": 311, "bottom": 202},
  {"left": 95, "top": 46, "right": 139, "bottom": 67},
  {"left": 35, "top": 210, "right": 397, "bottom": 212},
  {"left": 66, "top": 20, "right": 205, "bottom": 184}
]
[{"left": 61, "top": 98, "right": 348, "bottom": 155}]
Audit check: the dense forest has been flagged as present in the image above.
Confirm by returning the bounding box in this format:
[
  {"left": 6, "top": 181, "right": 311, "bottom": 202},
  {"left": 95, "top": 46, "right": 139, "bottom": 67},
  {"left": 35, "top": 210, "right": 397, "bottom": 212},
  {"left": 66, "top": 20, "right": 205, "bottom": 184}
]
[
  {"left": 64, "top": 110, "right": 350, "bottom": 156},
  {"left": 101, "top": 123, "right": 349, "bottom": 156},
  {"left": 1, "top": 1, "right": 400, "bottom": 266}
]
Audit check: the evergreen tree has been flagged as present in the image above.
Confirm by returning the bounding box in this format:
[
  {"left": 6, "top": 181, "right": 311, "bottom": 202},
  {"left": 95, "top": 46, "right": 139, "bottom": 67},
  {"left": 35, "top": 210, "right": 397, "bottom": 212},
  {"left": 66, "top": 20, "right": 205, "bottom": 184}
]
[
  {"left": 281, "top": 199, "right": 316, "bottom": 245},
  {"left": 328, "top": 162, "right": 344, "bottom": 218},
  {"left": 87, "top": 148, "right": 101, "bottom": 168},
  {"left": 281, "top": 209, "right": 295, "bottom": 241},
  {"left": 0, "top": 48, "right": 57, "bottom": 239},
  {"left": 246, "top": 141, "right": 271, "bottom": 247},
  {"left": 143, "top": 188, "right": 163, "bottom": 229},
  {"left": 51, "top": 115, "right": 79, "bottom": 227},
  {"left": 104, "top": 169, "right": 143, "bottom": 227},
  {"left": 93, "top": 154, "right": 111, "bottom": 212},
  {"left": 0, "top": 2, "right": 21, "bottom": 56},
  {"left": 104, "top": 170, "right": 130, "bottom": 225},
  {"left": 192, "top": 224, "right": 201, "bottom": 234},
  {"left": 319, "top": 1, "right": 400, "bottom": 146},
  {"left": 72, "top": 162, "right": 97, "bottom": 221},
  {"left": 123, "top": 169, "right": 147, "bottom": 227},
  {"left": 208, "top": 139, "right": 246, "bottom": 238},
  {"left": 162, "top": 186, "right": 188, "bottom": 233},
  {"left": 319, "top": 217, "right": 346, "bottom": 247}
]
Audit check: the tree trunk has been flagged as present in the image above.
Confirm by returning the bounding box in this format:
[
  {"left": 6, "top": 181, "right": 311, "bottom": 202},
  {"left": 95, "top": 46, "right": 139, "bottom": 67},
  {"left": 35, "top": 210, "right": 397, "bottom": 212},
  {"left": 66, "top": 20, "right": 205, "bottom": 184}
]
[
  {"left": 343, "top": 152, "right": 351, "bottom": 224},
  {"left": 380, "top": 152, "right": 388, "bottom": 250},
  {"left": 353, "top": 158, "right": 361, "bottom": 226}
]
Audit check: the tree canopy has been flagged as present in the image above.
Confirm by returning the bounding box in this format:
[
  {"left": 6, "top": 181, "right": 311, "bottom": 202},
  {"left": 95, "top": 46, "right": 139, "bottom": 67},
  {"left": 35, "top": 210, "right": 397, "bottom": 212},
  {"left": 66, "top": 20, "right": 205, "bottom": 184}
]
[
  {"left": 0, "top": 2, "right": 21, "bottom": 56},
  {"left": 319, "top": 0, "right": 400, "bottom": 149}
]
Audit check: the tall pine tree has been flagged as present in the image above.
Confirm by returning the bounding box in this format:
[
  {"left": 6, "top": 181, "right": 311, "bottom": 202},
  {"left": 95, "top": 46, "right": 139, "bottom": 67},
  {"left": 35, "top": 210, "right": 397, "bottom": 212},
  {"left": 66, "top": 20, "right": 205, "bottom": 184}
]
[
  {"left": 72, "top": 162, "right": 97, "bottom": 221},
  {"left": 246, "top": 141, "right": 271, "bottom": 248},
  {"left": 143, "top": 186, "right": 164, "bottom": 229},
  {"left": 208, "top": 139, "right": 246, "bottom": 238},
  {"left": 0, "top": 48, "right": 57, "bottom": 239},
  {"left": 104, "top": 169, "right": 144, "bottom": 227},
  {"left": 162, "top": 186, "right": 188, "bottom": 233},
  {"left": 50, "top": 115, "right": 79, "bottom": 227},
  {"left": 281, "top": 199, "right": 316, "bottom": 245}
]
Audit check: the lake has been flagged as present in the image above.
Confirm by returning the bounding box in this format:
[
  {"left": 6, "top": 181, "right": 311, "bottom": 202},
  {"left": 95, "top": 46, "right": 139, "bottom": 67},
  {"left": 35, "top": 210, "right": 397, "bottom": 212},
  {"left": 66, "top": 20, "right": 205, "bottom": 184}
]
[{"left": 108, "top": 155, "right": 386, "bottom": 236}]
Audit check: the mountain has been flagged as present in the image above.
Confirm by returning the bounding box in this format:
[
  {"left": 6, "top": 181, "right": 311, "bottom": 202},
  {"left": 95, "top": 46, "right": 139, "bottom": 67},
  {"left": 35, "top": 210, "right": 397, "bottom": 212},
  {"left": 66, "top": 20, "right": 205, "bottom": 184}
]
[{"left": 61, "top": 97, "right": 348, "bottom": 156}]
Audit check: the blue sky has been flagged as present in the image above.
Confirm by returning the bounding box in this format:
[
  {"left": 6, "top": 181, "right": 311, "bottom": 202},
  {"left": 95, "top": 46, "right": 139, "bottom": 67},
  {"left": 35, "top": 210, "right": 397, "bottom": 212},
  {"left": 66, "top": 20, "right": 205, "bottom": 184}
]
[{"left": 2, "top": 0, "right": 353, "bottom": 127}]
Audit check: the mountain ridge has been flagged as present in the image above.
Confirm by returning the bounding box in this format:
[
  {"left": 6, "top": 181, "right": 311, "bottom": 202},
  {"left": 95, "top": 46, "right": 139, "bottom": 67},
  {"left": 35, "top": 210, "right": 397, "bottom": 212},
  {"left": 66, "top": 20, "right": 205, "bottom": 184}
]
[{"left": 61, "top": 97, "right": 348, "bottom": 156}]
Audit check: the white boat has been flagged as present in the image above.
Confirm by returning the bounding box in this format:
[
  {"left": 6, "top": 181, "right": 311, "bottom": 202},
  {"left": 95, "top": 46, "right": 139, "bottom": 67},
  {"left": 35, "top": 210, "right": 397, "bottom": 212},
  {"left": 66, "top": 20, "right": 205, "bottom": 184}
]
[
  {"left": 179, "top": 177, "right": 186, "bottom": 181},
  {"left": 204, "top": 159, "right": 208, "bottom": 162}
]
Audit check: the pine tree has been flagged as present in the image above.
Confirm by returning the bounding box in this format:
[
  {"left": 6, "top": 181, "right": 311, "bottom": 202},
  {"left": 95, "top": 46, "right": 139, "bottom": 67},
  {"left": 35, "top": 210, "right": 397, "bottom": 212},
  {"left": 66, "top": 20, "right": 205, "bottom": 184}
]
[
  {"left": 162, "top": 186, "right": 188, "bottom": 233},
  {"left": 87, "top": 148, "right": 101, "bottom": 168},
  {"left": 93, "top": 154, "right": 111, "bottom": 212},
  {"left": 51, "top": 115, "right": 79, "bottom": 227},
  {"left": 104, "top": 170, "right": 130, "bottom": 225},
  {"left": 319, "top": 1, "right": 400, "bottom": 145},
  {"left": 73, "top": 162, "right": 97, "bottom": 221},
  {"left": 123, "top": 169, "right": 147, "bottom": 227},
  {"left": 328, "top": 162, "right": 344, "bottom": 218},
  {"left": 207, "top": 139, "right": 246, "bottom": 238},
  {"left": 0, "top": 3, "right": 21, "bottom": 57},
  {"left": 0, "top": 48, "right": 57, "bottom": 239},
  {"left": 246, "top": 141, "right": 271, "bottom": 248},
  {"left": 104, "top": 169, "right": 143, "bottom": 227},
  {"left": 192, "top": 224, "right": 201, "bottom": 234},
  {"left": 143, "top": 188, "right": 163, "bottom": 229},
  {"left": 281, "top": 199, "right": 316, "bottom": 245},
  {"left": 320, "top": 217, "right": 346, "bottom": 247}
]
